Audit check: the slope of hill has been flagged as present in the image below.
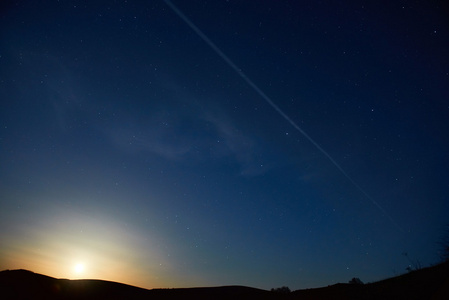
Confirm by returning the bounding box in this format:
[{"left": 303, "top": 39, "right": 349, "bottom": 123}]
[
  {"left": 0, "top": 269, "right": 151, "bottom": 300},
  {"left": 290, "top": 261, "right": 449, "bottom": 300},
  {"left": 0, "top": 269, "right": 275, "bottom": 300},
  {"left": 1, "top": 261, "right": 448, "bottom": 300}
]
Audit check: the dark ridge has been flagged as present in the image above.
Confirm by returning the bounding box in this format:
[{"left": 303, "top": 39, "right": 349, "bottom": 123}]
[
  {"left": 0, "top": 269, "right": 151, "bottom": 300},
  {"left": 1, "top": 261, "right": 448, "bottom": 300},
  {"left": 0, "top": 270, "right": 275, "bottom": 300},
  {"left": 290, "top": 261, "right": 449, "bottom": 300},
  {"left": 150, "top": 286, "right": 276, "bottom": 300}
]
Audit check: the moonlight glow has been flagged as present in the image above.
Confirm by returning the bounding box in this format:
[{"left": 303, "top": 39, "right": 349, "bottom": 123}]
[{"left": 73, "top": 263, "right": 85, "bottom": 275}]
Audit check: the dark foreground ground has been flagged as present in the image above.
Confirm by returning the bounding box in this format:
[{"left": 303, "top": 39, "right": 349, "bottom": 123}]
[{"left": 1, "top": 261, "right": 448, "bottom": 300}]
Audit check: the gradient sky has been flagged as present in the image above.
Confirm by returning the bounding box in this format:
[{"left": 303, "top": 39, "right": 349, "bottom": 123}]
[{"left": 1, "top": 0, "right": 448, "bottom": 291}]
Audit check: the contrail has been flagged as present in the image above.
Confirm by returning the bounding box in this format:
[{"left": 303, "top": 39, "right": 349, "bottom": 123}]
[{"left": 163, "top": 0, "right": 402, "bottom": 231}]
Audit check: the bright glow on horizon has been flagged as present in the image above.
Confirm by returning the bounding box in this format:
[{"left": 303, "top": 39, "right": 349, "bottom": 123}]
[
  {"left": 0, "top": 205, "right": 176, "bottom": 289},
  {"left": 73, "top": 262, "right": 85, "bottom": 275}
]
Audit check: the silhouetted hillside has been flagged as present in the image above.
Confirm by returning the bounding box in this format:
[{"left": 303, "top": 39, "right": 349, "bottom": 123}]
[
  {"left": 0, "top": 270, "right": 275, "bottom": 300},
  {"left": 290, "top": 261, "right": 449, "bottom": 300},
  {"left": 0, "top": 269, "right": 151, "bottom": 300},
  {"left": 1, "top": 262, "right": 448, "bottom": 300}
]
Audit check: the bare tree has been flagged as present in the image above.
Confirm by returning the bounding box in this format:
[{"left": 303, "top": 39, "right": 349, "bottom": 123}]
[
  {"left": 438, "top": 225, "right": 449, "bottom": 262},
  {"left": 402, "top": 252, "right": 422, "bottom": 272}
]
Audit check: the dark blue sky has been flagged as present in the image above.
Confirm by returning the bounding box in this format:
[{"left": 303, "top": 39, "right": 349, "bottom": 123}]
[{"left": 1, "top": 0, "right": 448, "bottom": 290}]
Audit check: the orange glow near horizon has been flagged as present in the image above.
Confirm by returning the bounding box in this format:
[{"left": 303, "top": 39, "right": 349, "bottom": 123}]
[{"left": 0, "top": 206, "right": 179, "bottom": 289}]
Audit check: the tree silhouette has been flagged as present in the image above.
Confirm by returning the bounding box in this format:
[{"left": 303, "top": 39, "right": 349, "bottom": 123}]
[
  {"left": 439, "top": 225, "right": 449, "bottom": 262},
  {"left": 402, "top": 252, "right": 422, "bottom": 272},
  {"left": 348, "top": 277, "right": 363, "bottom": 284},
  {"left": 270, "top": 286, "right": 291, "bottom": 294}
]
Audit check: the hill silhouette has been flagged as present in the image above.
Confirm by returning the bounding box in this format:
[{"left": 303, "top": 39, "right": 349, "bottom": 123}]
[{"left": 1, "top": 262, "right": 448, "bottom": 299}]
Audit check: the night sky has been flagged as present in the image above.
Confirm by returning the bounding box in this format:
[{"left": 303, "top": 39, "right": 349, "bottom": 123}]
[{"left": 1, "top": 0, "right": 448, "bottom": 291}]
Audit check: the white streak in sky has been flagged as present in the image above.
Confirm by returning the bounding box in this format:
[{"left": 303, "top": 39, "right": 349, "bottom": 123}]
[{"left": 163, "top": 0, "right": 402, "bottom": 231}]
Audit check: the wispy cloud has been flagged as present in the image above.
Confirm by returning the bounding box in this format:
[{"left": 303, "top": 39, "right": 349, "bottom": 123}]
[
  {"left": 103, "top": 100, "right": 273, "bottom": 176},
  {"left": 202, "top": 110, "right": 270, "bottom": 176}
]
